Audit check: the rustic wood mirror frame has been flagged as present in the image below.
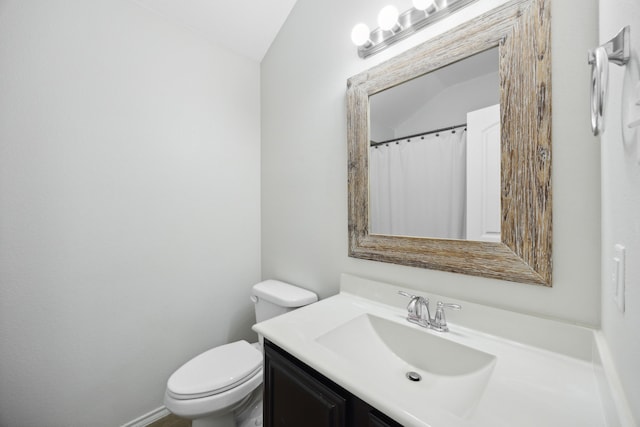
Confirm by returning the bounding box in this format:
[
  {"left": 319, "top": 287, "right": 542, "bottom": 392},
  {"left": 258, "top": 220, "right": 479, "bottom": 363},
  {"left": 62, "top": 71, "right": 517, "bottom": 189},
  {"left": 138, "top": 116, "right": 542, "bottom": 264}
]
[{"left": 347, "top": 0, "right": 552, "bottom": 286}]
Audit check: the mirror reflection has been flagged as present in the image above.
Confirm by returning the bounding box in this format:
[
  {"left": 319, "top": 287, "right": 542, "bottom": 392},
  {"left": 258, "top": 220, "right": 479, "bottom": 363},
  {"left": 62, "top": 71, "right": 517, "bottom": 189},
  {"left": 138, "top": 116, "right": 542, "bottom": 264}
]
[{"left": 369, "top": 47, "right": 500, "bottom": 241}]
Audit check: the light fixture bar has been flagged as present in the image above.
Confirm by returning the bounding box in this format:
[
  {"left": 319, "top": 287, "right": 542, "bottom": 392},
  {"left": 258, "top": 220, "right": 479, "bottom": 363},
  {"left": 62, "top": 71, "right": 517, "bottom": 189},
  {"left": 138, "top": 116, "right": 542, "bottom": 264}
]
[{"left": 357, "top": 0, "right": 480, "bottom": 58}]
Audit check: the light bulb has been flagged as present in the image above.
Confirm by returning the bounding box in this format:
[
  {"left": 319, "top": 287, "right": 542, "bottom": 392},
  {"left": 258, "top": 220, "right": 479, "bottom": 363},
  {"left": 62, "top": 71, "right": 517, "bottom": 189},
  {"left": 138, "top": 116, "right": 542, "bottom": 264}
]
[
  {"left": 377, "top": 5, "right": 400, "bottom": 32},
  {"left": 351, "top": 23, "right": 371, "bottom": 47},
  {"left": 412, "top": 0, "right": 434, "bottom": 10}
]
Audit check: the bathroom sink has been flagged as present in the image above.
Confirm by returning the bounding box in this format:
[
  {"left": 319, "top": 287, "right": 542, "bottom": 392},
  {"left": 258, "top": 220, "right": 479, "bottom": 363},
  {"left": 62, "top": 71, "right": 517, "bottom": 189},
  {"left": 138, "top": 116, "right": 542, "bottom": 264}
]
[{"left": 316, "top": 314, "right": 496, "bottom": 416}]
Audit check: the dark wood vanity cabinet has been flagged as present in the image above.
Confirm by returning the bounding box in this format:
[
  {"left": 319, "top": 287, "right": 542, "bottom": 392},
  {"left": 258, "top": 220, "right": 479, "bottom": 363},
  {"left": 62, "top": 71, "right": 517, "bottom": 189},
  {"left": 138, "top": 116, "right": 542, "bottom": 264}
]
[{"left": 264, "top": 340, "right": 403, "bottom": 427}]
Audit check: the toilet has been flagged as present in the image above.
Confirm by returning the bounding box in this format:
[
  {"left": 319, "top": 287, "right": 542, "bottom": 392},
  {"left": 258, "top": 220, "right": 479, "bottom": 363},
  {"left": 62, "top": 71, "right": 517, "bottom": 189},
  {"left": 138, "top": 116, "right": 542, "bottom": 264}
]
[{"left": 164, "top": 280, "right": 318, "bottom": 427}]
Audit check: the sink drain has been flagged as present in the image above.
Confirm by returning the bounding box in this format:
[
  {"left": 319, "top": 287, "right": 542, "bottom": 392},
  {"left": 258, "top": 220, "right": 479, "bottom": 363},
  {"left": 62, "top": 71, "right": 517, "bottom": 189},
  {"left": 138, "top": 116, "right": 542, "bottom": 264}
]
[{"left": 406, "top": 371, "right": 422, "bottom": 382}]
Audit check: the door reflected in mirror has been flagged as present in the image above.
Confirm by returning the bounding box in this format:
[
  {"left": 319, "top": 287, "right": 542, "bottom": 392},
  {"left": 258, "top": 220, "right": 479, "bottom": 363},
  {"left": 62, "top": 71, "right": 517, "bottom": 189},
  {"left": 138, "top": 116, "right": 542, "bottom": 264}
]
[{"left": 368, "top": 47, "right": 500, "bottom": 241}]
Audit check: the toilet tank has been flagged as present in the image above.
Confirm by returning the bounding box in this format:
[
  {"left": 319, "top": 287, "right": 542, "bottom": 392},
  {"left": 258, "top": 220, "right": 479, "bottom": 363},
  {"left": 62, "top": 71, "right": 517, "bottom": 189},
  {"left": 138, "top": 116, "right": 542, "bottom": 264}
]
[{"left": 252, "top": 280, "right": 318, "bottom": 323}]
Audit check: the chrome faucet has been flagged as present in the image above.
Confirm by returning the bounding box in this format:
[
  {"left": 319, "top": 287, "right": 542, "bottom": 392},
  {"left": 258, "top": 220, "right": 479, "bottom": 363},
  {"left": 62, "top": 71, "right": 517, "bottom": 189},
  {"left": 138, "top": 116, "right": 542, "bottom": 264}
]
[
  {"left": 398, "top": 291, "right": 461, "bottom": 332},
  {"left": 398, "top": 291, "right": 431, "bottom": 328}
]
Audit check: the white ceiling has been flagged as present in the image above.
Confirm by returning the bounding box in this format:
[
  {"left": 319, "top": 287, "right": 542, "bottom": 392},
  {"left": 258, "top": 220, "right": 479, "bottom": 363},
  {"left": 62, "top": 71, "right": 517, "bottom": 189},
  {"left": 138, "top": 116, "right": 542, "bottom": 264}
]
[
  {"left": 370, "top": 47, "right": 500, "bottom": 135},
  {"left": 131, "top": 0, "right": 299, "bottom": 62}
]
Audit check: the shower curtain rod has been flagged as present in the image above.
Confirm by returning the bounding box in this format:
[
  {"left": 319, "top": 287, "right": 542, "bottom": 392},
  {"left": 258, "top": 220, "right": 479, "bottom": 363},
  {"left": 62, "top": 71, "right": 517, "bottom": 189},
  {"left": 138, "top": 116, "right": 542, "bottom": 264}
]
[{"left": 370, "top": 123, "right": 467, "bottom": 147}]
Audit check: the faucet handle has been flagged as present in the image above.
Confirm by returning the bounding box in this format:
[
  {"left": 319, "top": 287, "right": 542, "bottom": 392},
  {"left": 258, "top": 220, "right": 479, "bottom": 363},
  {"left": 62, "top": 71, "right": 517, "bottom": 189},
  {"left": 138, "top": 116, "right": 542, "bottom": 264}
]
[
  {"left": 430, "top": 301, "right": 462, "bottom": 332},
  {"left": 397, "top": 291, "right": 418, "bottom": 315},
  {"left": 397, "top": 290, "right": 416, "bottom": 299},
  {"left": 397, "top": 291, "right": 429, "bottom": 302},
  {"left": 397, "top": 291, "right": 430, "bottom": 327},
  {"left": 439, "top": 301, "right": 462, "bottom": 310}
]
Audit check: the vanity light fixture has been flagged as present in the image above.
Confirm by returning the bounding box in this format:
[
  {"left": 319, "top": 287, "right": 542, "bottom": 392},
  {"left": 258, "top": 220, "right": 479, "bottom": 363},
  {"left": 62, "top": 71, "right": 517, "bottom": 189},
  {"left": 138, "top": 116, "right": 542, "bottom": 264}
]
[{"left": 351, "top": 0, "right": 479, "bottom": 58}]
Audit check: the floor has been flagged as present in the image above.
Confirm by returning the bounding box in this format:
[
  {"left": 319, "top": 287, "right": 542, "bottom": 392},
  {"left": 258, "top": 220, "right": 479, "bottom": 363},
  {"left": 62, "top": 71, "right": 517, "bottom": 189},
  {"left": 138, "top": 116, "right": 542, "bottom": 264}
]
[{"left": 147, "top": 414, "right": 191, "bottom": 427}]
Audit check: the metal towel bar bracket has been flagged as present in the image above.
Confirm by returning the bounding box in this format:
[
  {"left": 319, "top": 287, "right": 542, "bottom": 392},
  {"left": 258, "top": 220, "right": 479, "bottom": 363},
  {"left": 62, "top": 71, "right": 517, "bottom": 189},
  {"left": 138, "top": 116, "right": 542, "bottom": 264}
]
[{"left": 588, "top": 26, "right": 631, "bottom": 136}]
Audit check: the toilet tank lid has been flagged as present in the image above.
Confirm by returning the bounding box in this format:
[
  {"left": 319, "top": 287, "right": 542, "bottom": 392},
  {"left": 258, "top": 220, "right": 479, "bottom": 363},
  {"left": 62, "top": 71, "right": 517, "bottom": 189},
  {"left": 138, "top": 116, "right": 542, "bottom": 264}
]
[{"left": 252, "top": 280, "right": 318, "bottom": 307}]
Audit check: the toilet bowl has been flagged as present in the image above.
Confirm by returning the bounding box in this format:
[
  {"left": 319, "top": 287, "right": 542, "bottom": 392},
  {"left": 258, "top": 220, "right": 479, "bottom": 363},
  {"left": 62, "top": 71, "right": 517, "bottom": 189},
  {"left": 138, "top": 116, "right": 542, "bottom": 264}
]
[
  {"left": 164, "top": 280, "right": 317, "bottom": 427},
  {"left": 165, "top": 341, "right": 263, "bottom": 427}
]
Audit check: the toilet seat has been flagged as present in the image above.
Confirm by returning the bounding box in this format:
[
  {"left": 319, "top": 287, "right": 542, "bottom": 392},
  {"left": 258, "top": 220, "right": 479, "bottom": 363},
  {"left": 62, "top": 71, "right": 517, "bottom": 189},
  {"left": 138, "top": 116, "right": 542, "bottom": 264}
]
[
  {"left": 164, "top": 367, "right": 263, "bottom": 419},
  {"left": 167, "top": 340, "right": 262, "bottom": 400}
]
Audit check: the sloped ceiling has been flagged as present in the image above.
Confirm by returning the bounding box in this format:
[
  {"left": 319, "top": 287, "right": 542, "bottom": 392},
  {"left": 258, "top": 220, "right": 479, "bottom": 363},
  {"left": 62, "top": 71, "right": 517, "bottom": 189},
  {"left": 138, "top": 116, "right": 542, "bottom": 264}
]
[
  {"left": 131, "top": 0, "right": 298, "bottom": 62},
  {"left": 370, "top": 47, "right": 499, "bottom": 134}
]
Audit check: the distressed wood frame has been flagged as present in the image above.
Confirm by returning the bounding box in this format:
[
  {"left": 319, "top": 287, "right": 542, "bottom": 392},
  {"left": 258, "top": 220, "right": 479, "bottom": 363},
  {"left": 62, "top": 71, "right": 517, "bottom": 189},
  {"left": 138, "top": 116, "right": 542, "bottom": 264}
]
[{"left": 347, "top": 0, "right": 552, "bottom": 286}]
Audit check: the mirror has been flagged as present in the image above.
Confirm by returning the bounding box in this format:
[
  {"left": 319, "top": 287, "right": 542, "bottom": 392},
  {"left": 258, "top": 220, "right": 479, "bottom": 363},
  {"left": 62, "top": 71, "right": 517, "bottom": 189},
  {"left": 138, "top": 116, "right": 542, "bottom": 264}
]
[
  {"left": 369, "top": 47, "right": 500, "bottom": 240},
  {"left": 347, "top": 0, "right": 552, "bottom": 286}
]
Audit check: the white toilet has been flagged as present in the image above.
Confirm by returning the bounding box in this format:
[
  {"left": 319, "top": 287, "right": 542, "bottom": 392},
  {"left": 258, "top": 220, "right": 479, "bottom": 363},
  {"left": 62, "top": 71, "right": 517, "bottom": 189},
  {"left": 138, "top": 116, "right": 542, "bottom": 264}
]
[{"left": 164, "top": 280, "right": 318, "bottom": 427}]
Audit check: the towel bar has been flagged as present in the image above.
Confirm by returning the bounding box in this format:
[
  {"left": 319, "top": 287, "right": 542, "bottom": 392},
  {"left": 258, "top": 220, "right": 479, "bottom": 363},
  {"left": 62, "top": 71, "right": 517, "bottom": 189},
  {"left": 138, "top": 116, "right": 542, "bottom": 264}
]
[{"left": 588, "top": 26, "right": 630, "bottom": 136}]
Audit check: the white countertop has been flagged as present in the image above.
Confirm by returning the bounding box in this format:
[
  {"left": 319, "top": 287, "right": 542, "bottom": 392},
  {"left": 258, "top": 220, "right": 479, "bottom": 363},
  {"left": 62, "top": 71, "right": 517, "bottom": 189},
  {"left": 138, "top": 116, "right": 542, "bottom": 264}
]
[{"left": 253, "top": 276, "right": 611, "bottom": 427}]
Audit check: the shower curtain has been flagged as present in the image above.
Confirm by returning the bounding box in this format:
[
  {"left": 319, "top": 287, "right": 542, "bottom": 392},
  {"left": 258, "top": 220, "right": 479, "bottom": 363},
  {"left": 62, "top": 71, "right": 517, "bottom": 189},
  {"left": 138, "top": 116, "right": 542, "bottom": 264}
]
[{"left": 369, "top": 126, "right": 467, "bottom": 239}]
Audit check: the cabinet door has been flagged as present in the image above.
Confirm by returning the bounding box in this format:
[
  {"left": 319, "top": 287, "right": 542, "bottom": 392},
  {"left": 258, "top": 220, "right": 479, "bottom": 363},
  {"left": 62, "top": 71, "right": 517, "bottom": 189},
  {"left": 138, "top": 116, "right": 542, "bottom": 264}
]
[
  {"left": 368, "top": 411, "right": 403, "bottom": 427},
  {"left": 264, "top": 344, "right": 346, "bottom": 427}
]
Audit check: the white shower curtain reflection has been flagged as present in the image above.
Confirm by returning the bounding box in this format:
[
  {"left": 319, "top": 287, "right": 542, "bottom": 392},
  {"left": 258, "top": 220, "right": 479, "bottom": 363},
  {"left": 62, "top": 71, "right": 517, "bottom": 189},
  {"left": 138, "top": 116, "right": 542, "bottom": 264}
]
[{"left": 369, "top": 127, "right": 467, "bottom": 239}]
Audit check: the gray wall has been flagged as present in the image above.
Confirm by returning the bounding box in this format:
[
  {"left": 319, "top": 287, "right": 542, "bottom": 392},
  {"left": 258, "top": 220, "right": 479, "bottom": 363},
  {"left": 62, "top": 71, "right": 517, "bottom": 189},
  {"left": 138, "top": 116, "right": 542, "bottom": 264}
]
[
  {"left": 261, "top": 0, "right": 601, "bottom": 325},
  {"left": 0, "top": 1, "right": 261, "bottom": 425},
  {"left": 600, "top": 0, "right": 640, "bottom": 421}
]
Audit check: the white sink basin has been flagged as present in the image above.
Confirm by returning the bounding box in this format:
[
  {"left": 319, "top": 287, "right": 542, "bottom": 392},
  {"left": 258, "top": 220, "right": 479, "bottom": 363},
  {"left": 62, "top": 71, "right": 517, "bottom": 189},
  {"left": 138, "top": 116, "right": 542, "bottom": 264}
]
[{"left": 316, "top": 314, "right": 496, "bottom": 416}]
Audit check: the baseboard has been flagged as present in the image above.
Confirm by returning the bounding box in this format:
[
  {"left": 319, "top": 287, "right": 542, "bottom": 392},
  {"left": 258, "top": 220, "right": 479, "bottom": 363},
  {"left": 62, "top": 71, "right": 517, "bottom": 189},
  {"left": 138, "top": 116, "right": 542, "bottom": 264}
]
[
  {"left": 593, "top": 332, "right": 636, "bottom": 427},
  {"left": 121, "top": 406, "right": 170, "bottom": 427}
]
